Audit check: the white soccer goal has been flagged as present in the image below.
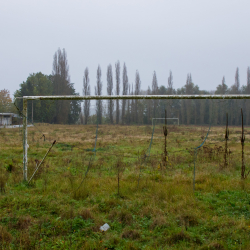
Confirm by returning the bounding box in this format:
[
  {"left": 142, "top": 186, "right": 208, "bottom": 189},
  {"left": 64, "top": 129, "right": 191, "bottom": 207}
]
[
  {"left": 152, "top": 118, "right": 179, "bottom": 126},
  {"left": 18, "top": 94, "right": 250, "bottom": 181}
]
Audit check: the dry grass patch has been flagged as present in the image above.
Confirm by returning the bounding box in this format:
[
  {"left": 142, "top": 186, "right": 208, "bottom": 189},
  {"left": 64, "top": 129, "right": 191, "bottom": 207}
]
[
  {"left": 14, "top": 215, "right": 33, "bottom": 230},
  {"left": 200, "top": 242, "right": 225, "bottom": 250},
  {"left": 150, "top": 216, "right": 169, "bottom": 229},
  {"left": 108, "top": 209, "right": 133, "bottom": 225},
  {"left": 167, "top": 230, "right": 191, "bottom": 244},
  {"left": 78, "top": 208, "right": 93, "bottom": 220},
  {"left": 0, "top": 225, "right": 12, "bottom": 243},
  {"left": 122, "top": 229, "right": 140, "bottom": 240}
]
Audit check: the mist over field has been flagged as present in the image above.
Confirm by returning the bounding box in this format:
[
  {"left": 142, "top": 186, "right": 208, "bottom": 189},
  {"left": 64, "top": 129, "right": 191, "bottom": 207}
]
[
  {"left": 1, "top": 0, "right": 250, "bottom": 97},
  {"left": 1, "top": 1, "right": 250, "bottom": 249}
]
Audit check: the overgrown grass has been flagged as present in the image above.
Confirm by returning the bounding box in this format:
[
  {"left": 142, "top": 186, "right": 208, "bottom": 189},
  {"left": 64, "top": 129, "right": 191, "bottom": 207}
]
[{"left": 1, "top": 124, "right": 250, "bottom": 249}]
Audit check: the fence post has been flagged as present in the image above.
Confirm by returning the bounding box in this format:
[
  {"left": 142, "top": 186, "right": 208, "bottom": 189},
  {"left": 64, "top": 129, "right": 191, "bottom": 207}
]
[{"left": 23, "top": 98, "right": 28, "bottom": 181}]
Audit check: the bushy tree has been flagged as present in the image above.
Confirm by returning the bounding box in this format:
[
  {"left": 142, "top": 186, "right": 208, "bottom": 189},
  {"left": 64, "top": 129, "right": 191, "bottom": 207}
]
[
  {"left": 0, "top": 89, "right": 13, "bottom": 113},
  {"left": 14, "top": 72, "right": 54, "bottom": 123},
  {"left": 14, "top": 48, "right": 80, "bottom": 125}
]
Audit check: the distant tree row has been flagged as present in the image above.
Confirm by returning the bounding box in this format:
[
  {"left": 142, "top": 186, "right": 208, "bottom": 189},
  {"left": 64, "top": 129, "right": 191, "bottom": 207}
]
[
  {"left": 82, "top": 64, "right": 250, "bottom": 126},
  {"left": 8, "top": 47, "right": 250, "bottom": 126}
]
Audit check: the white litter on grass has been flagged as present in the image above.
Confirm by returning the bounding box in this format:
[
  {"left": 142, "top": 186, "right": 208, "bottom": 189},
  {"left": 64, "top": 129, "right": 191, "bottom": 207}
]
[{"left": 100, "top": 223, "right": 110, "bottom": 232}]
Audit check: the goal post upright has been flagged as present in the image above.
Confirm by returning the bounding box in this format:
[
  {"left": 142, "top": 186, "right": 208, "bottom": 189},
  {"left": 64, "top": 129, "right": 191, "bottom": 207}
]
[
  {"left": 21, "top": 94, "right": 250, "bottom": 181},
  {"left": 23, "top": 98, "right": 28, "bottom": 182}
]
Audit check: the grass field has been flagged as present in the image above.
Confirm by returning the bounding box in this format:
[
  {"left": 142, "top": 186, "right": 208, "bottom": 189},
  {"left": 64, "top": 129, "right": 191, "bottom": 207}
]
[{"left": 1, "top": 124, "right": 250, "bottom": 249}]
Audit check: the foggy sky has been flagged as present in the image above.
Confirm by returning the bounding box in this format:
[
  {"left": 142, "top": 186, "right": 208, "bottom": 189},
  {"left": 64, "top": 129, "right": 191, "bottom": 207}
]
[{"left": 1, "top": 0, "right": 250, "bottom": 97}]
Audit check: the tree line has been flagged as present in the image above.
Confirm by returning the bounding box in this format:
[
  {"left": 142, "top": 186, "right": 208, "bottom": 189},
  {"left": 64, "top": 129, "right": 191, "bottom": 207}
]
[
  {"left": 1, "top": 47, "right": 249, "bottom": 126},
  {"left": 83, "top": 63, "right": 250, "bottom": 126}
]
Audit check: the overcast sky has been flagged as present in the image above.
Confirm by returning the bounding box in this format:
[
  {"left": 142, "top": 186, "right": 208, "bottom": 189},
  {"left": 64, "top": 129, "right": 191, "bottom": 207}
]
[{"left": 1, "top": 0, "right": 250, "bottom": 97}]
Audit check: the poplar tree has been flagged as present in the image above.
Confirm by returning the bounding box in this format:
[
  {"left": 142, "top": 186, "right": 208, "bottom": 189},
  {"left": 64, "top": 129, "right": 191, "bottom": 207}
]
[
  {"left": 167, "top": 70, "right": 173, "bottom": 99},
  {"left": 135, "top": 71, "right": 141, "bottom": 123},
  {"left": 83, "top": 67, "right": 90, "bottom": 125},
  {"left": 247, "top": 67, "right": 250, "bottom": 93},
  {"left": 229, "top": 68, "right": 240, "bottom": 125},
  {"left": 107, "top": 64, "right": 114, "bottom": 124},
  {"left": 52, "top": 48, "right": 71, "bottom": 124},
  {"left": 95, "top": 65, "right": 102, "bottom": 124},
  {"left": 246, "top": 68, "right": 250, "bottom": 125},
  {"left": 147, "top": 86, "right": 152, "bottom": 124},
  {"left": 234, "top": 67, "right": 240, "bottom": 93},
  {"left": 185, "top": 73, "right": 193, "bottom": 125},
  {"left": 127, "top": 83, "right": 131, "bottom": 124},
  {"left": 131, "top": 83, "right": 135, "bottom": 123},
  {"left": 215, "top": 76, "right": 228, "bottom": 125},
  {"left": 122, "top": 63, "right": 128, "bottom": 124},
  {"left": 168, "top": 71, "right": 173, "bottom": 91},
  {"left": 115, "top": 61, "right": 120, "bottom": 124},
  {"left": 151, "top": 71, "right": 158, "bottom": 118},
  {"left": 167, "top": 71, "right": 174, "bottom": 122}
]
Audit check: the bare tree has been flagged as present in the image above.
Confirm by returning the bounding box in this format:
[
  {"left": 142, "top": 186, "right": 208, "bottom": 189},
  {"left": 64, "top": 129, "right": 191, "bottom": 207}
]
[
  {"left": 83, "top": 67, "right": 90, "bottom": 125},
  {"left": 107, "top": 64, "right": 114, "bottom": 124},
  {"left": 122, "top": 63, "right": 128, "bottom": 124},
  {"left": 152, "top": 71, "right": 158, "bottom": 118},
  {"left": 52, "top": 48, "right": 71, "bottom": 124},
  {"left": 115, "top": 61, "right": 120, "bottom": 124},
  {"left": 135, "top": 71, "right": 141, "bottom": 123},
  {"left": 95, "top": 65, "right": 102, "bottom": 124}
]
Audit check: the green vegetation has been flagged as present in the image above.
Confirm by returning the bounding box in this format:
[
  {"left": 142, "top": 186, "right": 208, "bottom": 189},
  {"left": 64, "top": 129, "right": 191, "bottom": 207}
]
[{"left": 1, "top": 124, "right": 250, "bottom": 249}]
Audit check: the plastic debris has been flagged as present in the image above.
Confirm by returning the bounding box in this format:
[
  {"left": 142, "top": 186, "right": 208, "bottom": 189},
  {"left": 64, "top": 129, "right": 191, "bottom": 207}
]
[{"left": 100, "top": 223, "right": 110, "bottom": 232}]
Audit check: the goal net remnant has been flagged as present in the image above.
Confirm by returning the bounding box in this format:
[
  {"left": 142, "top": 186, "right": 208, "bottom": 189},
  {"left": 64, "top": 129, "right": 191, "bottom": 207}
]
[
  {"left": 19, "top": 94, "right": 250, "bottom": 181},
  {"left": 152, "top": 118, "right": 179, "bottom": 126}
]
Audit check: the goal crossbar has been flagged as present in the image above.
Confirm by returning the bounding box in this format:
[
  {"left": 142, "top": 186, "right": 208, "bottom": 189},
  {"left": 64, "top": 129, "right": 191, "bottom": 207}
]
[
  {"left": 20, "top": 94, "right": 250, "bottom": 181},
  {"left": 20, "top": 94, "right": 250, "bottom": 101}
]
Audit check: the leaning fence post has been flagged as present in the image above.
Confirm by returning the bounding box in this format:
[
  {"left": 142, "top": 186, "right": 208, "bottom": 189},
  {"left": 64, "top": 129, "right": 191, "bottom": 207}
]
[
  {"left": 23, "top": 98, "right": 28, "bottom": 181},
  {"left": 28, "top": 140, "right": 56, "bottom": 184}
]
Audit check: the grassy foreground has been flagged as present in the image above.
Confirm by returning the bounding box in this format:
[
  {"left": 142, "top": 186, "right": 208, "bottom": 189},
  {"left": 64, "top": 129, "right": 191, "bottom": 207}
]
[{"left": 1, "top": 124, "right": 250, "bottom": 249}]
